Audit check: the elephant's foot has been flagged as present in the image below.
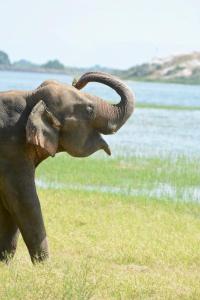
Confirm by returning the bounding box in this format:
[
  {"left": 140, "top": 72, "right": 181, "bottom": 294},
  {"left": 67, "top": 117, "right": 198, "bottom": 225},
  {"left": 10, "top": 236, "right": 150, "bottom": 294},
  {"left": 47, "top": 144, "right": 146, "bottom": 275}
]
[
  {"left": 0, "top": 246, "right": 17, "bottom": 263},
  {"left": 29, "top": 238, "right": 49, "bottom": 264},
  {"left": 0, "top": 231, "right": 19, "bottom": 263},
  {"left": 0, "top": 202, "right": 19, "bottom": 264},
  {"left": 0, "top": 233, "right": 19, "bottom": 263}
]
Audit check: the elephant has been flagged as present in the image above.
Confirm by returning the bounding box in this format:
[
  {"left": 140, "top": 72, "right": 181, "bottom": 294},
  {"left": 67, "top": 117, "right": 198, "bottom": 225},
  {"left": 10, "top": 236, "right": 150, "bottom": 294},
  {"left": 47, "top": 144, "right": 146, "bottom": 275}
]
[{"left": 0, "top": 72, "right": 135, "bottom": 263}]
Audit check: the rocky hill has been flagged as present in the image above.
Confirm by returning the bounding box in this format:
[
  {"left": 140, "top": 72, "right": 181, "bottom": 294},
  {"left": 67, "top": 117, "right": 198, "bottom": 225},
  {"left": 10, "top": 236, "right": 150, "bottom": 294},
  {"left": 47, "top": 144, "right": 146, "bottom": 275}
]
[{"left": 120, "top": 52, "right": 200, "bottom": 84}]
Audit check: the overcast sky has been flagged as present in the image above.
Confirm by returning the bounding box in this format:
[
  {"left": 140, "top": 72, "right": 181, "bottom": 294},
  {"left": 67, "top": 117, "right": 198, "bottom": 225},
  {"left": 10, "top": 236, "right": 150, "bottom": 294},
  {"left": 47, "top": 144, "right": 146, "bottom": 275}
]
[{"left": 0, "top": 0, "right": 200, "bottom": 68}]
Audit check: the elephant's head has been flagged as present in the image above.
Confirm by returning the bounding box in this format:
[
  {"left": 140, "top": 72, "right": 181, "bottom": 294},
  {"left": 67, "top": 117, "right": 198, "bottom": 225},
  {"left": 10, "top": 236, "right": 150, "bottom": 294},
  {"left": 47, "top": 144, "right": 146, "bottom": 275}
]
[{"left": 26, "top": 72, "right": 135, "bottom": 158}]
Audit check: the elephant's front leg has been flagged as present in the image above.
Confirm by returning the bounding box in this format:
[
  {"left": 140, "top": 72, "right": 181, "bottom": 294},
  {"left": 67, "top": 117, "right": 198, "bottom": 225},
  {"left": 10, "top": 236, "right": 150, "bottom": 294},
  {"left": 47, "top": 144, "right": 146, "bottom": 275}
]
[{"left": 3, "top": 163, "right": 49, "bottom": 263}]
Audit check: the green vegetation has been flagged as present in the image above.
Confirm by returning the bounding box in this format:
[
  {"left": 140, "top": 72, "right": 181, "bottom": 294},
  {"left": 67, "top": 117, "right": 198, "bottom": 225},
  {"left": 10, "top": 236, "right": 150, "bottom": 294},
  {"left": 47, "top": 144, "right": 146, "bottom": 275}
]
[
  {"left": 137, "top": 103, "right": 200, "bottom": 110},
  {"left": 0, "top": 49, "right": 114, "bottom": 76},
  {"left": 0, "top": 154, "right": 200, "bottom": 299},
  {"left": 163, "top": 77, "right": 200, "bottom": 86},
  {"left": 12, "top": 59, "right": 38, "bottom": 70},
  {"left": 42, "top": 59, "right": 65, "bottom": 70}
]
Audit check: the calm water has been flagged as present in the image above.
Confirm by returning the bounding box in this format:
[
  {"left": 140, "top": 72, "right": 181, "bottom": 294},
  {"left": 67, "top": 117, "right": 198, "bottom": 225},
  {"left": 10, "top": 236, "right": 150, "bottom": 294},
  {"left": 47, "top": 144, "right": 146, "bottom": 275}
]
[{"left": 0, "top": 70, "right": 199, "bottom": 157}]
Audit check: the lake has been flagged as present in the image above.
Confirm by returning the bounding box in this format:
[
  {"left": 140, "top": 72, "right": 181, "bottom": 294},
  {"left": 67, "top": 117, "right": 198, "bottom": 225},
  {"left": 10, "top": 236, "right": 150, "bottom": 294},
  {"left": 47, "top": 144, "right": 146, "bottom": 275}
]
[{"left": 0, "top": 70, "right": 199, "bottom": 157}]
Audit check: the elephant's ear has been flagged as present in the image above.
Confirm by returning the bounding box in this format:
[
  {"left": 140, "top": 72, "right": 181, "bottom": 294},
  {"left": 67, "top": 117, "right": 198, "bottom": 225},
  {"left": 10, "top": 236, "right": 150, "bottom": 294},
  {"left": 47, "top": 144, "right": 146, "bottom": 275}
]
[{"left": 26, "top": 100, "right": 61, "bottom": 157}]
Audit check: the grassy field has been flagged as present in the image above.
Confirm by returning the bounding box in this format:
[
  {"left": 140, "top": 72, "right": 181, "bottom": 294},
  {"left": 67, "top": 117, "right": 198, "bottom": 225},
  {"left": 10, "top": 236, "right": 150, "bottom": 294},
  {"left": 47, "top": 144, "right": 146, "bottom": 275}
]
[{"left": 0, "top": 154, "right": 200, "bottom": 299}]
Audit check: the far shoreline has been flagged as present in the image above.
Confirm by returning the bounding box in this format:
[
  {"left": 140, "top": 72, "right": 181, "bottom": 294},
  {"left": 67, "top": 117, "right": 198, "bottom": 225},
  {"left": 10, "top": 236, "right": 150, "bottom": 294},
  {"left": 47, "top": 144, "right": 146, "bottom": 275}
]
[{"left": 0, "top": 67, "right": 200, "bottom": 87}]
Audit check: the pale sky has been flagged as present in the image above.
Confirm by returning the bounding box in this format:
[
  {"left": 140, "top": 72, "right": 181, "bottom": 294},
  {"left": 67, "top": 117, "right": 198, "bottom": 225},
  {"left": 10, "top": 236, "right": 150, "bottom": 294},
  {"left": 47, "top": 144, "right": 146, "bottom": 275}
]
[{"left": 0, "top": 0, "right": 200, "bottom": 68}]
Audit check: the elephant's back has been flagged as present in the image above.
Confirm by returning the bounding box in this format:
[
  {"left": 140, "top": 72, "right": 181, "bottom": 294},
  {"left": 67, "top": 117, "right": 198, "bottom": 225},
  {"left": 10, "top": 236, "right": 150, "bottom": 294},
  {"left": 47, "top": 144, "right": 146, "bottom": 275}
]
[
  {"left": 0, "top": 91, "right": 28, "bottom": 127},
  {"left": 0, "top": 91, "right": 29, "bottom": 154}
]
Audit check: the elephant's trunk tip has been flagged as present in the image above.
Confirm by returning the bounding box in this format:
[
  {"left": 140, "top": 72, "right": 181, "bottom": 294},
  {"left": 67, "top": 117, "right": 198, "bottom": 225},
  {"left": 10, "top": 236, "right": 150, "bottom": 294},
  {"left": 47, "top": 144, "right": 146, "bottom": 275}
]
[{"left": 72, "top": 78, "right": 78, "bottom": 87}]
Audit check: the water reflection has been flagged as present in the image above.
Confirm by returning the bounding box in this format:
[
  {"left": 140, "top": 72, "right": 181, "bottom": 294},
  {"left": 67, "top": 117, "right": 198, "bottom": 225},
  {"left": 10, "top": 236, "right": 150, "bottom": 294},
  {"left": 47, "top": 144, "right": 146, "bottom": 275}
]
[
  {"left": 36, "top": 179, "right": 200, "bottom": 202},
  {"left": 105, "top": 108, "right": 200, "bottom": 157}
]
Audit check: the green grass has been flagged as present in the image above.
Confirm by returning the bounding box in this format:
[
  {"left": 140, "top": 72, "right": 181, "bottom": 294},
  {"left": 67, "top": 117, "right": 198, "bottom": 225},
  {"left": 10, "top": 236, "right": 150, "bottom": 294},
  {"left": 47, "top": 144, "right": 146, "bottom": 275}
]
[
  {"left": 1, "top": 154, "right": 200, "bottom": 299},
  {"left": 137, "top": 102, "right": 200, "bottom": 111}
]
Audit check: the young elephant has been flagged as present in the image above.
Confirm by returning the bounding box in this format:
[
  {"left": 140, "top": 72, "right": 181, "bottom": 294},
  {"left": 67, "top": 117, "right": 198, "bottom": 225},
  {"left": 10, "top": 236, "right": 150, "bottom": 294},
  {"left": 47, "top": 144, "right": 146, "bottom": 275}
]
[{"left": 0, "top": 72, "right": 135, "bottom": 263}]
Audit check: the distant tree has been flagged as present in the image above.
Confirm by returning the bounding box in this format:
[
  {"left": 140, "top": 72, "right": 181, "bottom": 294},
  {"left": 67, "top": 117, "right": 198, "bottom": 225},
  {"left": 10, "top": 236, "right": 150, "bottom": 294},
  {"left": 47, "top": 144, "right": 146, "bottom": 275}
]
[
  {"left": 0, "top": 50, "right": 11, "bottom": 65},
  {"left": 42, "top": 59, "right": 65, "bottom": 70},
  {"left": 13, "top": 59, "right": 36, "bottom": 68}
]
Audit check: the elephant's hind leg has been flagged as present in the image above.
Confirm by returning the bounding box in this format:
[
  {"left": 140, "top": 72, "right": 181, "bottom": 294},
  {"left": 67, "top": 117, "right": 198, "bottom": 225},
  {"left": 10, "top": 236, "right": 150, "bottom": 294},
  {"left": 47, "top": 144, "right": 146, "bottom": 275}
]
[{"left": 0, "top": 201, "right": 19, "bottom": 263}]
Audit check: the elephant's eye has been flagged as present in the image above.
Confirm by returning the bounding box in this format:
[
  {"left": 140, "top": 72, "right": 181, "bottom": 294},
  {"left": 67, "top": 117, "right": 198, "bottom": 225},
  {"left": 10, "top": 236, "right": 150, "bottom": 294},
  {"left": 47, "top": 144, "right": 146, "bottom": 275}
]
[{"left": 86, "top": 105, "right": 94, "bottom": 118}]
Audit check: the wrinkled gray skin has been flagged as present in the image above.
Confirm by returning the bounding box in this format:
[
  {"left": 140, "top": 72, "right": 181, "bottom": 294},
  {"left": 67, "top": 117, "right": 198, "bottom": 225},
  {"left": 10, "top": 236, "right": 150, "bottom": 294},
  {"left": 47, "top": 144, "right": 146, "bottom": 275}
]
[{"left": 0, "top": 72, "right": 134, "bottom": 263}]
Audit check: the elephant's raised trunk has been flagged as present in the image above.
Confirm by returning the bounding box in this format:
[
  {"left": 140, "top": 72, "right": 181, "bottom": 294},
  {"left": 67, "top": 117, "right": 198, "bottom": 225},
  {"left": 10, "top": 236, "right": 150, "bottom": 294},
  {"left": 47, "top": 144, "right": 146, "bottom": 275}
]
[{"left": 73, "top": 72, "right": 135, "bottom": 134}]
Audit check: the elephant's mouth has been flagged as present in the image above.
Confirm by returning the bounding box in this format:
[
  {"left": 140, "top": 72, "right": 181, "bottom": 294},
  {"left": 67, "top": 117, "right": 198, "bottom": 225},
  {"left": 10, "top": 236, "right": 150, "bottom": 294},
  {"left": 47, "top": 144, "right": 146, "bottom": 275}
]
[
  {"left": 99, "top": 135, "right": 111, "bottom": 156},
  {"left": 59, "top": 132, "right": 111, "bottom": 157},
  {"left": 80, "top": 132, "right": 111, "bottom": 157}
]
